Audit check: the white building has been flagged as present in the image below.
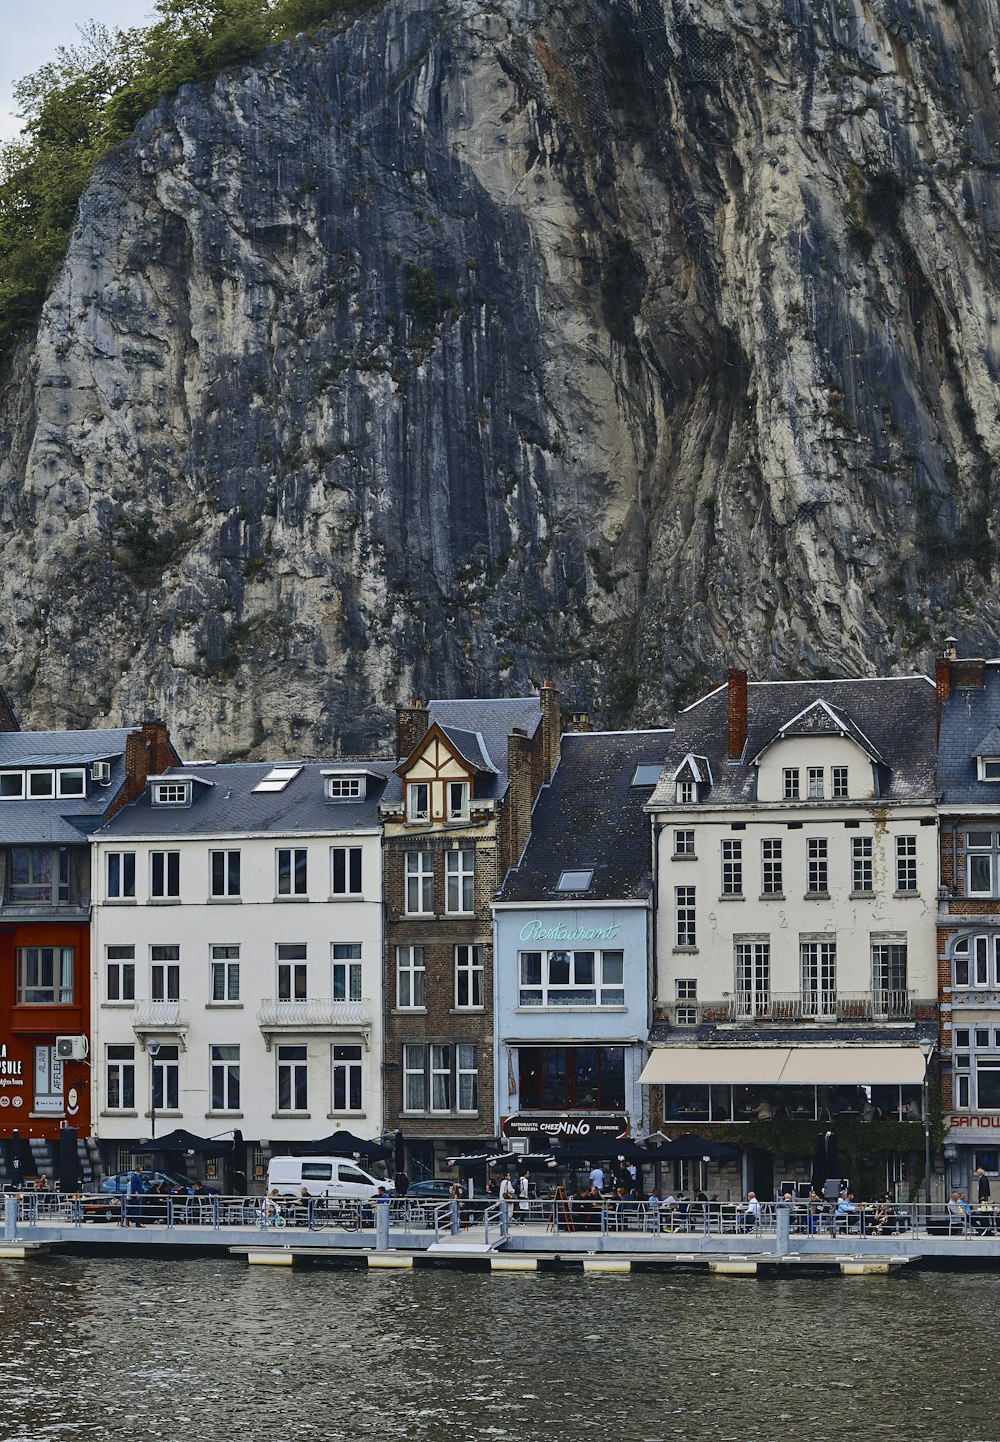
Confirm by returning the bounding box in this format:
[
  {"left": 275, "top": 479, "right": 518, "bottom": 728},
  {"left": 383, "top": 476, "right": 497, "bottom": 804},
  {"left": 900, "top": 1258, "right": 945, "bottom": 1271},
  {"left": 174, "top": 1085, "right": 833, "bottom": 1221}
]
[
  {"left": 641, "top": 670, "right": 939, "bottom": 1200},
  {"left": 90, "top": 760, "right": 392, "bottom": 1182}
]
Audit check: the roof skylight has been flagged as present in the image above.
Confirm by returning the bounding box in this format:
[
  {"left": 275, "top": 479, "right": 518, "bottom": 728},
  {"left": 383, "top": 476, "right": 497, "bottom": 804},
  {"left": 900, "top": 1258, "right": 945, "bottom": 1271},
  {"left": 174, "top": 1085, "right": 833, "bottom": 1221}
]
[
  {"left": 555, "top": 869, "right": 594, "bottom": 892},
  {"left": 252, "top": 765, "right": 303, "bottom": 794},
  {"left": 631, "top": 764, "right": 661, "bottom": 786}
]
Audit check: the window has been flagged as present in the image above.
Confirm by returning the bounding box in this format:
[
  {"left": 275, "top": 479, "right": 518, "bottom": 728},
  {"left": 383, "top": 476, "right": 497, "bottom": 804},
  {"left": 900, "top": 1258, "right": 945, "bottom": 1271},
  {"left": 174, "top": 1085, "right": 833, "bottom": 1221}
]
[
  {"left": 211, "top": 944, "right": 240, "bottom": 1002},
  {"left": 674, "top": 978, "right": 697, "bottom": 1026},
  {"left": 721, "top": 840, "right": 742, "bottom": 896},
  {"left": 807, "top": 767, "right": 824, "bottom": 799},
  {"left": 871, "top": 940, "right": 907, "bottom": 1014},
  {"left": 783, "top": 768, "right": 800, "bottom": 800},
  {"left": 405, "top": 851, "right": 433, "bottom": 914},
  {"left": 152, "top": 781, "right": 190, "bottom": 806},
  {"left": 675, "top": 886, "right": 696, "bottom": 947},
  {"left": 896, "top": 835, "right": 917, "bottom": 892},
  {"left": 277, "top": 848, "right": 308, "bottom": 896},
  {"left": 632, "top": 764, "right": 661, "bottom": 786},
  {"left": 518, "top": 1045, "right": 625, "bottom": 1110},
  {"left": 106, "top": 1045, "right": 135, "bottom": 1110},
  {"left": 150, "top": 946, "right": 180, "bottom": 1002},
  {"left": 106, "top": 945, "right": 135, "bottom": 1003},
  {"left": 851, "top": 836, "right": 873, "bottom": 893},
  {"left": 676, "top": 780, "right": 695, "bottom": 804},
  {"left": 953, "top": 1028, "right": 1000, "bottom": 1110},
  {"left": 403, "top": 1044, "right": 427, "bottom": 1111},
  {"left": 326, "top": 775, "right": 363, "bottom": 800},
  {"left": 277, "top": 1045, "right": 308, "bottom": 1111},
  {"left": 761, "top": 839, "right": 783, "bottom": 895},
  {"left": 210, "top": 1045, "right": 240, "bottom": 1110},
  {"left": 27, "top": 770, "right": 54, "bottom": 798},
  {"left": 978, "top": 759, "right": 1000, "bottom": 782},
  {"left": 674, "top": 830, "right": 695, "bottom": 856},
  {"left": 806, "top": 838, "right": 828, "bottom": 894},
  {"left": 57, "top": 769, "right": 86, "bottom": 797},
  {"left": 952, "top": 935, "right": 1000, "bottom": 989},
  {"left": 151, "top": 851, "right": 180, "bottom": 898},
  {"left": 801, "top": 939, "right": 836, "bottom": 1017},
  {"left": 332, "top": 1045, "right": 363, "bottom": 1111},
  {"left": 518, "top": 949, "right": 624, "bottom": 1007},
  {"left": 735, "top": 940, "right": 771, "bottom": 1019},
  {"left": 831, "top": 766, "right": 848, "bottom": 798},
  {"left": 17, "top": 946, "right": 73, "bottom": 1003},
  {"left": 446, "top": 781, "right": 469, "bottom": 821},
  {"left": 445, "top": 849, "right": 474, "bottom": 913},
  {"left": 8, "top": 847, "right": 70, "bottom": 904},
  {"left": 277, "top": 944, "right": 307, "bottom": 1002},
  {"left": 0, "top": 772, "right": 23, "bottom": 798},
  {"left": 407, "top": 782, "right": 430, "bottom": 821},
  {"left": 455, "top": 944, "right": 484, "bottom": 1007},
  {"left": 402, "top": 1044, "right": 477, "bottom": 1113},
  {"left": 396, "top": 946, "right": 426, "bottom": 1008},
  {"left": 332, "top": 943, "right": 362, "bottom": 1002},
  {"left": 331, "top": 846, "right": 362, "bottom": 896},
  {"left": 152, "top": 1044, "right": 179, "bottom": 1110},
  {"left": 105, "top": 851, "right": 135, "bottom": 899},
  {"left": 555, "top": 869, "right": 594, "bottom": 892},
  {"left": 967, "top": 832, "right": 998, "bottom": 897},
  {"left": 210, "top": 850, "right": 240, "bottom": 897},
  {"left": 252, "top": 765, "right": 301, "bottom": 793}
]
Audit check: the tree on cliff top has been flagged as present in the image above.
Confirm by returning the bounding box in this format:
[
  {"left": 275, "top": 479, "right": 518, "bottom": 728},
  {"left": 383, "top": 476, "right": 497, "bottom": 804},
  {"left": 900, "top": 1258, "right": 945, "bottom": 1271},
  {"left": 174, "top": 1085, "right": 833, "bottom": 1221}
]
[{"left": 0, "top": 0, "right": 374, "bottom": 375}]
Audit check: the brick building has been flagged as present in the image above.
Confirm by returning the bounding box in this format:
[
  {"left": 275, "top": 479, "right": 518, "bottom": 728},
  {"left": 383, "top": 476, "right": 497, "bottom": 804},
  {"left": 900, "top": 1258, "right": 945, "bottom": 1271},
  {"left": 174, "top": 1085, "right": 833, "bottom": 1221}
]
[
  {"left": 936, "top": 656, "right": 1000, "bottom": 1195},
  {"left": 380, "top": 689, "right": 560, "bottom": 1179}
]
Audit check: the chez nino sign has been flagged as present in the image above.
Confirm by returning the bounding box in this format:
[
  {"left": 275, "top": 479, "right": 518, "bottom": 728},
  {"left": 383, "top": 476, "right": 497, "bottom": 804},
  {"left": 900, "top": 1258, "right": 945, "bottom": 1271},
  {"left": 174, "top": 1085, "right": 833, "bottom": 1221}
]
[{"left": 501, "top": 1114, "right": 630, "bottom": 1141}]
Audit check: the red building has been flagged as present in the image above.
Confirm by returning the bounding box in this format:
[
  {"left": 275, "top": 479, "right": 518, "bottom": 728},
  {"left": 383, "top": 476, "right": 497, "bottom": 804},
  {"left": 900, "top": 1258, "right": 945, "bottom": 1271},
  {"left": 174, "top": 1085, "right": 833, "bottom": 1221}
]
[{"left": 0, "top": 699, "right": 175, "bottom": 1166}]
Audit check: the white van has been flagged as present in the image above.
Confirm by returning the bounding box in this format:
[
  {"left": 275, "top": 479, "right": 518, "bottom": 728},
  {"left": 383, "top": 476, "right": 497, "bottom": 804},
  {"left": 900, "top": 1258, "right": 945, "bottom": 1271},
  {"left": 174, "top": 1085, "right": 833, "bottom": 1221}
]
[{"left": 266, "top": 1156, "right": 393, "bottom": 1201}]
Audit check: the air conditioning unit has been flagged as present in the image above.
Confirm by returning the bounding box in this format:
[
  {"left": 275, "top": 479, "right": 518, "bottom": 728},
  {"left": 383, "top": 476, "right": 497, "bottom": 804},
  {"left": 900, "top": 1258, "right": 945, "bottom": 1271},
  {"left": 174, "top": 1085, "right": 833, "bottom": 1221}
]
[
  {"left": 507, "top": 1139, "right": 529, "bottom": 1156},
  {"left": 56, "top": 1035, "right": 89, "bottom": 1061},
  {"left": 91, "top": 761, "right": 111, "bottom": 785}
]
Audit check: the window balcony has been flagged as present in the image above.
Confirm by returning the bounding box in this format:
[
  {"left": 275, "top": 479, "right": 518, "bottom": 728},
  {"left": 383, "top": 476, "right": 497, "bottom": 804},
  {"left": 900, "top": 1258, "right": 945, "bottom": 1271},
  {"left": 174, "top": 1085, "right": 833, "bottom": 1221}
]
[
  {"left": 130, "top": 999, "right": 190, "bottom": 1049},
  {"left": 725, "top": 991, "right": 916, "bottom": 1023},
  {"left": 256, "top": 998, "right": 372, "bottom": 1051}
]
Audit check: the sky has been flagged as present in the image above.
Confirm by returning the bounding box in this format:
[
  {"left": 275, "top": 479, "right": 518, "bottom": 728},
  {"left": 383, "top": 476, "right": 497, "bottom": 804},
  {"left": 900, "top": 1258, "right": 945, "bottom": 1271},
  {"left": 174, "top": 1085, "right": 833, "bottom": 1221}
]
[{"left": 0, "top": 2, "right": 155, "bottom": 140}]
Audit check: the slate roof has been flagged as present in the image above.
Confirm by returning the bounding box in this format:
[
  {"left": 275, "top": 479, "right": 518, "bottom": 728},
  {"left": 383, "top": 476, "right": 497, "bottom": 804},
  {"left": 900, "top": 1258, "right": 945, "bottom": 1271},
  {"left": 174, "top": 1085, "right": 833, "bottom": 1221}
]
[
  {"left": 647, "top": 676, "right": 937, "bottom": 808},
  {"left": 98, "top": 760, "right": 394, "bottom": 838},
  {"left": 498, "top": 730, "right": 673, "bottom": 904},
  {"left": 939, "top": 661, "right": 1000, "bottom": 807},
  {"left": 0, "top": 727, "right": 133, "bottom": 845},
  {"left": 381, "top": 696, "right": 543, "bottom": 807}
]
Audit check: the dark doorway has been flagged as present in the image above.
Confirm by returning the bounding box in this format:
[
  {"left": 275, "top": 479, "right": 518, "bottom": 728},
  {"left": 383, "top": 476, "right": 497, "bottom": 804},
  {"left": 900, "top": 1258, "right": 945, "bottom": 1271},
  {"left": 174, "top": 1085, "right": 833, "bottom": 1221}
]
[{"left": 750, "top": 1148, "right": 774, "bottom": 1201}]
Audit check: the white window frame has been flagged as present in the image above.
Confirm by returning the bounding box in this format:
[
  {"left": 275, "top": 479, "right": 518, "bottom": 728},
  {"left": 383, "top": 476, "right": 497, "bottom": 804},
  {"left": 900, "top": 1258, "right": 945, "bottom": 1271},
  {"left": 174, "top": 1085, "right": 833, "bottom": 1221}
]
[
  {"left": 721, "top": 839, "right": 742, "bottom": 896},
  {"left": 396, "top": 945, "right": 426, "bottom": 1008},
  {"left": 105, "top": 1044, "right": 135, "bottom": 1110},
  {"left": 152, "top": 1044, "right": 180, "bottom": 1110},
  {"left": 106, "top": 850, "right": 136, "bottom": 900},
  {"left": 105, "top": 945, "right": 135, "bottom": 1003},
  {"left": 403, "top": 1044, "right": 427, "bottom": 1111},
  {"left": 210, "top": 849, "right": 241, "bottom": 898},
  {"left": 806, "top": 837, "right": 828, "bottom": 894},
  {"left": 676, "top": 779, "right": 695, "bottom": 804},
  {"left": 276, "top": 847, "right": 308, "bottom": 896},
  {"left": 735, "top": 939, "right": 771, "bottom": 1019},
  {"left": 800, "top": 938, "right": 837, "bottom": 1017},
  {"left": 445, "top": 849, "right": 475, "bottom": 913},
  {"left": 210, "top": 944, "right": 240, "bottom": 1002},
  {"left": 446, "top": 780, "right": 470, "bottom": 821},
  {"left": 831, "top": 766, "right": 849, "bottom": 798},
  {"left": 895, "top": 834, "right": 918, "bottom": 892},
  {"left": 276, "top": 943, "right": 307, "bottom": 1002},
  {"left": 332, "top": 1044, "right": 363, "bottom": 1112},
  {"left": 851, "top": 835, "right": 873, "bottom": 893},
  {"left": 807, "top": 767, "right": 824, "bottom": 799},
  {"left": 27, "top": 769, "right": 54, "bottom": 798},
  {"left": 56, "top": 769, "right": 86, "bottom": 798},
  {"left": 967, "top": 832, "right": 997, "bottom": 898},
  {"left": 276, "top": 1044, "right": 308, "bottom": 1112},
  {"left": 150, "top": 850, "right": 180, "bottom": 899},
  {"left": 210, "top": 1044, "right": 240, "bottom": 1111},
  {"left": 675, "top": 886, "right": 696, "bottom": 947},
  {"left": 761, "top": 838, "right": 783, "bottom": 895},
  {"left": 331, "top": 846, "right": 362, "bottom": 897},
  {"left": 952, "top": 934, "right": 1000, "bottom": 989},
  {"left": 150, "top": 945, "right": 180, "bottom": 1002},
  {"left": 674, "top": 829, "right": 695, "bottom": 857},
  {"left": 152, "top": 780, "right": 190, "bottom": 807},
  {"left": 455, "top": 944, "right": 484, "bottom": 1008},
  {"left": 405, "top": 850, "right": 433, "bottom": 914},
  {"left": 782, "top": 767, "right": 800, "bottom": 800},
  {"left": 17, "top": 946, "right": 74, "bottom": 1003},
  {"left": 332, "top": 943, "right": 362, "bottom": 1002},
  {"left": 326, "top": 775, "right": 363, "bottom": 800},
  {"left": 517, "top": 949, "right": 625, "bottom": 1008},
  {"left": 408, "top": 782, "right": 430, "bottom": 821},
  {"left": 457, "top": 1044, "right": 478, "bottom": 1113}
]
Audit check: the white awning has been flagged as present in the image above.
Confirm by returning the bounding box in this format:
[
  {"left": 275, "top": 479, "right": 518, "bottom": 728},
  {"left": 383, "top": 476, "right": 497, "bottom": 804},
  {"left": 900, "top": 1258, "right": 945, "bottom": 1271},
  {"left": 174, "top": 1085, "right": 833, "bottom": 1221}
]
[{"left": 640, "top": 1046, "right": 927, "bottom": 1087}]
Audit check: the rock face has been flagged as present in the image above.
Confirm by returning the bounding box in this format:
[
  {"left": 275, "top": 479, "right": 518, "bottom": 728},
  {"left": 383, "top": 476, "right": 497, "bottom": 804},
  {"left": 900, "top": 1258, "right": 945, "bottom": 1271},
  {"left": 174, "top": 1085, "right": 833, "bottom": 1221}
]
[{"left": 1, "top": 0, "right": 999, "bottom": 756}]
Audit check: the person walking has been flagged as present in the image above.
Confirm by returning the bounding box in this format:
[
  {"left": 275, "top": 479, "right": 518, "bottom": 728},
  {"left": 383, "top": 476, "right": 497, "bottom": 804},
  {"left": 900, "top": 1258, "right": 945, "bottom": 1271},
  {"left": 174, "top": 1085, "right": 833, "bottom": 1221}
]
[
  {"left": 976, "top": 1167, "right": 992, "bottom": 1205},
  {"left": 499, "top": 1171, "right": 517, "bottom": 1226},
  {"left": 588, "top": 1162, "right": 605, "bottom": 1194},
  {"left": 123, "top": 1169, "right": 144, "bottom": 1228}
]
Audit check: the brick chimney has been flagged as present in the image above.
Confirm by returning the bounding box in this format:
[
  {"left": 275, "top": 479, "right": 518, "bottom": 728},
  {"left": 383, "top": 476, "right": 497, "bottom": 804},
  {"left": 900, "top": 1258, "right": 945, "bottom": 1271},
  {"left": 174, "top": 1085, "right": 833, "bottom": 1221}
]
[
  {"left": 396, "top": 701, "right": 429, "bottom": 761},
  {"left": 506, "top": 727, "right": 534, "bottom": 867},
  {"left": 105, "top": 729, "right": 152, "bottom": 820},
  {"left": 727, "top": 668, "right": 748, "bottom": 759},
  {"left": 935, "top": 657, "right": 951, "bottom": 707},
  {"left": 0, "top": 685, "right": 19, "bottom": 733},
  {"left": 539, "top": 681, "right": 561, "bottom": 779},
  {"left": 565, "top": 711, "right": 592, "bottom": 733},
  {"left": 141, "top": 719, "right": 177, "bottom": 776}
]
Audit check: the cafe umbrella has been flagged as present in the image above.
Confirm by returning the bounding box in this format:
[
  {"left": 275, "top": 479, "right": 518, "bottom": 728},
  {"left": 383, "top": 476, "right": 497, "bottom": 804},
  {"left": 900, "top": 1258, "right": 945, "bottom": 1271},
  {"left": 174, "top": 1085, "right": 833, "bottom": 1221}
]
[{"left": 296, "top": 1132, "right": 393, "bottom": 1163}]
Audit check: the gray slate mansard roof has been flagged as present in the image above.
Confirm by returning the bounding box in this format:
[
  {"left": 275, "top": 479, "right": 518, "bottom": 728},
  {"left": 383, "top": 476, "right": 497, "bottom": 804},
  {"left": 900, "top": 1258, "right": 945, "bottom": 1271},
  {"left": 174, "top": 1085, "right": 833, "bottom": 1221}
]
[
  {"left": 97, "top": 759, "right": 395, "bottom": 839},
  {"left": 381, "top": 696, "right": 543, "bottom": 807},
  {"left": 499, "top": 730, "right": 673, "bottom": 904},
  {"left": 647, "top": 676, "right": 937, "bottom": 809},
  {"left": 0, "top": 727, "right": 133, "bottom": 845},
  {"left": 939, "top": 660, "right": 1000, "bottom": 808}
]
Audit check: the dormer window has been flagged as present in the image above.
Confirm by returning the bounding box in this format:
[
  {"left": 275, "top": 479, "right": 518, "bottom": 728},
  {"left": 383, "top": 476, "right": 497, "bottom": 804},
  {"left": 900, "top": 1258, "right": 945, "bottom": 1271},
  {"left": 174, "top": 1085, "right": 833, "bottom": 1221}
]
[
  {"left": 677, "top": 780, "right": 695, "bottom": 804},
  {"left": 408, "top": 782, "right": 430, "bottom": 822},
  {"left": 0, "top": 773, "right": 23, "bottom": 798},
  {"left": 978, "top": 759, "right": 1000, "bottom": 781},
  {"left": 446, "top": 781, "right": 469, "bottom": 821},
  {"left": 27, "top": 771, "right": 54, "bottom": 798},
  {"left": 782, "top": 767, "right": 800, "bottom": 800},
  {"left": 57, "top": 769, "right": 86, "bottom": 798},
  {"left": 326, "top": 776, "right": 364, "bottom": 801},
  {"left": 152, "top": 780, "right": 191, "bottom": 807},
  {"left": 831, "top": 766, "right": 848, "bottom": 798}
]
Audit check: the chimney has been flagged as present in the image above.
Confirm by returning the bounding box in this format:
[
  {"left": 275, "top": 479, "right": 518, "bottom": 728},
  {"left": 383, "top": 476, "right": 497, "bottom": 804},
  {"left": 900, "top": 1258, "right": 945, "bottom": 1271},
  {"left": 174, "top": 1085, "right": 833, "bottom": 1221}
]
[
  {"left": 565, "top": 711, "right": 591, "bottom": 733},
  {"left": 396, "top": 701, "right": 429, "bottom": 761},
  {"left": 507, "top": 727, "right": 534, "bottom": 865},
  {"left": 0, "top": 685, "right": 19, "bottom": 733},
  {"left": 105, "top": 728, "right": 152, "bottom": 820},
  {"left": 141, "top": 719, "right": 176, "bottom": 776},
  {"left": 935, "top": 657, "right": 951, "bottom": 707},
  {"left": 539, "top": 681, "right": 561, "bottom": 779},
  {"left": 727, "top": 668, "right": 748, "bottom": 759}
]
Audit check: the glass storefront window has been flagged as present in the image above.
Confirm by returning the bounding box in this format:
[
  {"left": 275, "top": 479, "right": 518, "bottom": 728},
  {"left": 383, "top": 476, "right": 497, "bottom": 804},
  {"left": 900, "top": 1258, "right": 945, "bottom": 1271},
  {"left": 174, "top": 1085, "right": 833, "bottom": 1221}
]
[{"left": 519, "top": 1046, "right": 625, "bottom": 1110}]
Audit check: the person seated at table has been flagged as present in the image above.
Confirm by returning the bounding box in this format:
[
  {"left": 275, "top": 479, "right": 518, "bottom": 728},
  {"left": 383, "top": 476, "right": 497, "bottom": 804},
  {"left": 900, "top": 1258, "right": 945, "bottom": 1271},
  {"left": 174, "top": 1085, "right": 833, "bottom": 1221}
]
[
  {"left": 870, "top": 1194, "right": 892, "bottom": 1233},
  {"left": 947, "top": 1191, "right": 970, "bottom": 1231},
  {"left": 741, "top": 1191, "right": 762, "bottom": 1231},
  {"left": 755, "top": 1098, "right": 775, "bottom": 1120},
  {"left": 901, "top": 1097, "right": 920, "bottom": 1121}
]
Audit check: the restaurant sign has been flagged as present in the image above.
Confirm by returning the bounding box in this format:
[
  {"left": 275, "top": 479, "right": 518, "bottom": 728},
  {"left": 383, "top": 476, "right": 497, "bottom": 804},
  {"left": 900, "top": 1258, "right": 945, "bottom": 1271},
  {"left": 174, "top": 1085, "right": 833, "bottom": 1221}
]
[
  {"left": 0, "top": 1045, "right": 25, "bottom": 1089},
  {"left": 501, "top": 1113, "right": 629, "bottom": 1141},
  {"left": 949, "top": 1115, "right": 1000, "bottom": 1130}
]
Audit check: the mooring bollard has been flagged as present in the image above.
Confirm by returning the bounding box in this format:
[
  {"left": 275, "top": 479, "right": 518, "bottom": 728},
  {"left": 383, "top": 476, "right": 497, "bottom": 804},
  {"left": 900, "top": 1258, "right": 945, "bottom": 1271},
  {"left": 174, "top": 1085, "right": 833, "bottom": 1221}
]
[
  {"left": 449, "top": 1199, "right": 461, "bottom": 1236},
  {"left": 4, "top": 1196, "right": 18, "bottom": 1242},
  {"left": 776, "top": 1202, "right": 791, "bottom": 1256},
  {"left": 375, "top": 1192, "right": 391, "bottom": 1251}
]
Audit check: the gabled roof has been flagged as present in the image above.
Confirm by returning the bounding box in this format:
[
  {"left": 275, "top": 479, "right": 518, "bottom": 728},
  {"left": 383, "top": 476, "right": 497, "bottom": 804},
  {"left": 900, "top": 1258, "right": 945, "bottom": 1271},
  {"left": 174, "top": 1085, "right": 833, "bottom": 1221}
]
[
  {"left": 750, "top": 698, "right": 884, "bottom": 766},
  {"left": 438, "top": 726, "right": 497, "bottom": 774},
  {"left": 0, "top": 726, "right": 135, "bottom": 846},
  {"left": 939, "top": 662, "right": 1000, "bottom": 806},
  {"left": 671, "top": 752, "right": 712, "bottom": 784},
  {"left": 382, "top": 696, "right": 543, "bottom": 807},
  {"left": 973, "top": 725, "right": 1000, "bottom": 757},
  {"left": 648, "top": 675, "right": 936, "bottom": 808},
  {"left": 498, "top": 730, "right": 672, "bottom": 903}
]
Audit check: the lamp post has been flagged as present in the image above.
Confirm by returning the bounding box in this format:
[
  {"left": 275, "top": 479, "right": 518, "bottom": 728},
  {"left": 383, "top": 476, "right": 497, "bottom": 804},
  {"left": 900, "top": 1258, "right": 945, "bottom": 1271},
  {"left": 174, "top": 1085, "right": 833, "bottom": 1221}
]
[
  {"left": 147, "top": 1039, "right": 161, "bottom": 1141},
  {"left": 921, "top": 1038, "right": 937, "bottom": 1207}
]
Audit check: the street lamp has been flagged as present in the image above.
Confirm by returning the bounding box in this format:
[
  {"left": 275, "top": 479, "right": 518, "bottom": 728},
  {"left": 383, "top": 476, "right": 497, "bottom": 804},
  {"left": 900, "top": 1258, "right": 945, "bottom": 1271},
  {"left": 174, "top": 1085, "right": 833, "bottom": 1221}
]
[
  {"left": 920, "top": 1038, "right": 937, "bottom": 1207},
  {"left": 147, "top": 1039, "right": 161, "bottom": 1141}
]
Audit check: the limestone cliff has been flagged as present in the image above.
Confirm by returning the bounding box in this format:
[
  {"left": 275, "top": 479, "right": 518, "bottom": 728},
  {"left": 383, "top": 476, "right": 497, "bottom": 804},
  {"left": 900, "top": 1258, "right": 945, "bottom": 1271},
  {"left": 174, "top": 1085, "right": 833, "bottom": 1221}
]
[{"left": 1, "top": 0, "right": 998, "bottom": 756}]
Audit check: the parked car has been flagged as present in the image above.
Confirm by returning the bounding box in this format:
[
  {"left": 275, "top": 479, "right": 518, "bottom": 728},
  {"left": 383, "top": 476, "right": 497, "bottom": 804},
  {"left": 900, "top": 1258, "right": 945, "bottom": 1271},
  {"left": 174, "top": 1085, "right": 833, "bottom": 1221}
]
[
  {"left": 99, "top": 1170, "right": 219, "bottom": 1195},
  {"left": 405, "top": 1179, "right": 489, "bottom": 1199},
  {"left": 266, "top": 1156, "right": 392, "bottom": 1201}
]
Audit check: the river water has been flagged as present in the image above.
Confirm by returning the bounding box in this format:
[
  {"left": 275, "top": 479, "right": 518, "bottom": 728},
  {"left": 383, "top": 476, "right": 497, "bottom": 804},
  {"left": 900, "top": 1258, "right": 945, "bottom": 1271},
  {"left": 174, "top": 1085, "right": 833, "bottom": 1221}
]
[{"left": 0, "top": 1256, "right": 995, "bottom": 1441}]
